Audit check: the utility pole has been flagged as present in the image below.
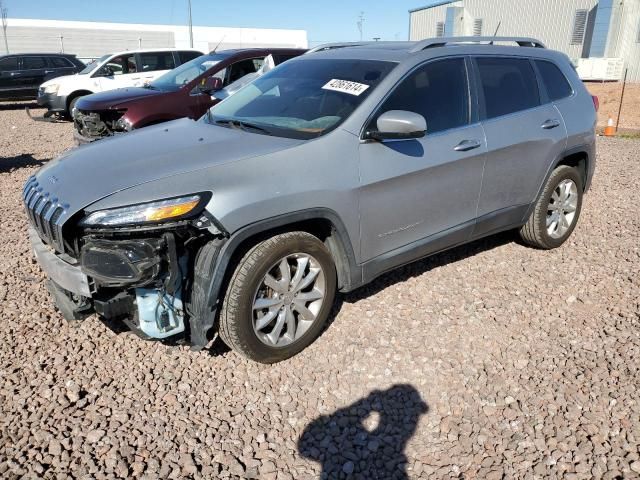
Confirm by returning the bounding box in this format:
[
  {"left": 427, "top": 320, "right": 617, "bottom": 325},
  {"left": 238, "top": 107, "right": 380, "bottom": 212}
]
[
  {"left": 357, "top": 12, "right": 365, "bottom": 41},
  {"left": 187, "top": 0, "right": 194, "bottom": 48},
  {"left": 59, "top": 34, "right": 64, "bottom": 53},
  {"left": 1, "top": 1, "right": 8, "bottom": 55}
]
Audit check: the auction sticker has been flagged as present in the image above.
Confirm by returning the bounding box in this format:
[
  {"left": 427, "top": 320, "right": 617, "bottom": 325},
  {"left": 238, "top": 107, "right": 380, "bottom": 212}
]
[{"left": 322, "top": 79, "right": 370, "bottom": 96}]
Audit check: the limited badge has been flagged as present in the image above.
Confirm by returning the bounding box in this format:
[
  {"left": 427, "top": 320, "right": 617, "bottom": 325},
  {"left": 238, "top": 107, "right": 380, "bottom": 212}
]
[{"left": 322, "top": 79, "right": 370, "bottom": 96}]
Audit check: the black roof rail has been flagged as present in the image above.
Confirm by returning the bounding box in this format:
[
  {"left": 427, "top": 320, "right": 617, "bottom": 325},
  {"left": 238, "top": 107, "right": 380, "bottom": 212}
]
[
  {"left": 410, "top": 36, "right": 546, "bottom": 52},
  {"left": 306, "top": 42, "right": 374, "bottom": 53}
]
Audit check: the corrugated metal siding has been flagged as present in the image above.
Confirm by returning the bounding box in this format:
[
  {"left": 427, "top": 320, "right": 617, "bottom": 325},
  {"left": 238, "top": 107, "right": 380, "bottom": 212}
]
[
  {"left": 6, "top": 26, "right": 175, "bottom": 57},
  {"left": 410, "top": 2, "right": 463, "bottom": 39}
]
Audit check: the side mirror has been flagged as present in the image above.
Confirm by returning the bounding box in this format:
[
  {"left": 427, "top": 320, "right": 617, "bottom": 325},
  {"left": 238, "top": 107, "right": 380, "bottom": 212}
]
[
  {"left": 367, "top": 110, "right": 427, "bottom": 141},
  {"left": 95, "top": 66, "right": 114, "bottom": 77},
  {"left": 199, "top": 76, "right": 223, "bottom": 94}
]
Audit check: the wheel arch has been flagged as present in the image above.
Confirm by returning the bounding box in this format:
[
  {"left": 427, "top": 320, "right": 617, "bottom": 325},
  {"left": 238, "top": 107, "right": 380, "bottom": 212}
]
[
  {"left": 555, "top": 148, "right": 589, "bottom": 192},
  {"left": 66, "top": 90, "right": 93, "bottom": 111}
]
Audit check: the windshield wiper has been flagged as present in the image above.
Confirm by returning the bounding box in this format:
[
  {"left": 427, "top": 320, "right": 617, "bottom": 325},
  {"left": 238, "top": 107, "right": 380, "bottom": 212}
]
[{"left": 214, "top": 118, "right": 272, "bottom": 136}]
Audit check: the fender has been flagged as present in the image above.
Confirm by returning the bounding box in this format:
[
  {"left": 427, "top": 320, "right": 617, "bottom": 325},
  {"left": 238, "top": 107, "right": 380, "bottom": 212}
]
[
  {"left": 522, "top": 143, "right": 593, "bottom": 223},
  {"left": 188, "top": 208, "right": 360, "bottom": 349}
]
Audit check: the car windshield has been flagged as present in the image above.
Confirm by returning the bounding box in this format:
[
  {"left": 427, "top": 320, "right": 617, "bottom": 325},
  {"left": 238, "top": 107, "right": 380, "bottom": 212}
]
[
  {"left": 150, "top": 53, "right": 229, "bottom": 91},
  {"left": 79, "top": 54, "right": 110, "bottom": 75},
  {"left": 206, "top": 59, "right": 396, "bottom": 140}
]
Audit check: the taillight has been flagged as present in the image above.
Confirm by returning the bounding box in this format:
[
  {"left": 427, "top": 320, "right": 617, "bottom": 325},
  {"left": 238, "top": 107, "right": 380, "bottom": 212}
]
[{"left": 592, "top": 95, "right": 600, "bottom": 112}]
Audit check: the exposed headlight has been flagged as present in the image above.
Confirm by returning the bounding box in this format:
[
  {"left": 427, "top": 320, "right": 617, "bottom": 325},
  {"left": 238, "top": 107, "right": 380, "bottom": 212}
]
[
  {"left": 81, "top": 195, "right": 204, "bottom": 226},
  {"left": 114, "top": 115, "right": 132, "bottom": 132},
  {"left": 43, "top": 84, "right": 59, "bottom": 95}
]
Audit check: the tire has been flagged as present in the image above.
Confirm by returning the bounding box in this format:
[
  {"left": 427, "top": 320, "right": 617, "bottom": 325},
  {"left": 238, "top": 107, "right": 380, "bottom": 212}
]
[
  {"left": 67, "top": 95, "right": 83, "bottom": 118},
  {"left": 219, "top": 232, "right": 337, "bottom": 363},
  {"left": 519, "top": 165, "right": 583, "bottom": 249}
]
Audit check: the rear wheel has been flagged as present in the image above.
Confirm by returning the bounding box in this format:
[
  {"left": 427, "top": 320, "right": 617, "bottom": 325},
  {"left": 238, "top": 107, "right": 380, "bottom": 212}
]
[
  {"left": 219, "top": 232, "right": 337, "bottom": 363},
  {"left": 519, "top": 165, "right": 583, "bottom": 249}
]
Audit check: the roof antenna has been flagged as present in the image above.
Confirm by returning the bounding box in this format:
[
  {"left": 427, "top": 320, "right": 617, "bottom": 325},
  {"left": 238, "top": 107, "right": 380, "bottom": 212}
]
[
  {"left": 211, "top": 35, "right": 226, "bottom": 53},
  {"left": 489, "top": 21, "right": 501, "bottom": 45}
]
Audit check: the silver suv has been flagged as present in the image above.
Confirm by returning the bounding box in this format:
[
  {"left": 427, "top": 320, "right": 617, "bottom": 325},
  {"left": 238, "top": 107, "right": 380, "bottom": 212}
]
[{"left": 24, "top": 37, "right": 596, "bottom": 363}]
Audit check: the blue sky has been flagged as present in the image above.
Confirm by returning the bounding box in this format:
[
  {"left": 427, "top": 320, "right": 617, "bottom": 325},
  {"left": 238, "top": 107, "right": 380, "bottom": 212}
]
[{"left": 4, "top": 0, "right": 441, "bottom": 46}]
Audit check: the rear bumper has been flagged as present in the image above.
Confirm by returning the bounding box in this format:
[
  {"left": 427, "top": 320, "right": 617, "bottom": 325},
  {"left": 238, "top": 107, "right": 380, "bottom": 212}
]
[
  {"left": 37, "top": 90, "right": 68, "bottom": 113},
  {"left": 29, "top": 228, "right": 91, "bottom": 297}
]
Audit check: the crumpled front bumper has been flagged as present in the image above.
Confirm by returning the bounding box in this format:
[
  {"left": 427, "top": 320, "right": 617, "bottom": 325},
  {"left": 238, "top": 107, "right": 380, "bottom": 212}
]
[{"left": 29, "top": 228, "right": 90, "bottom": 297}]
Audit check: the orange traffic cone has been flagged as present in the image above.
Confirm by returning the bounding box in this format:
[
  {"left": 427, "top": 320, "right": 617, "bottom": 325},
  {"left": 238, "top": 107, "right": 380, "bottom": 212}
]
[{"left": 604, "top": 116, "right": 616, "bottom": 136}]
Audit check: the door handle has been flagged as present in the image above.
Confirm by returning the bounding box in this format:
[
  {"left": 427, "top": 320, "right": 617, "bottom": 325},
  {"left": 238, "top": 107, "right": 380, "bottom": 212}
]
[
  {"left": 541, "top": 119, "right": 560, "bottom": 129},
  {"left": 453, "top": 139, "right": 482, "bottom": 152},
  {"left": 45, "top": 70, "right": 54, "bottom": 74}
]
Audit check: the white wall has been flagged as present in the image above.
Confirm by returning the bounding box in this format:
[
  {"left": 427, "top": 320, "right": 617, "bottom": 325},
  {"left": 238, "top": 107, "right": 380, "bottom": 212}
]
[{"left": 3, "top": 18, "right": 308, "bottom": 58}]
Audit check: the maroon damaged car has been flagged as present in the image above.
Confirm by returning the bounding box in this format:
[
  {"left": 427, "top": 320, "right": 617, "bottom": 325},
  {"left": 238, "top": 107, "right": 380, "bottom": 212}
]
[{"left": 72, "top": 48, "right": 306, "bottom": 142}]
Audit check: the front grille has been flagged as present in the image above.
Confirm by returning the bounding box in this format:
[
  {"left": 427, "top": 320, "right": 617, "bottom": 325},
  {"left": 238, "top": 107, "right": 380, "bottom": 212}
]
[{"left": 23, "top": 176, "right": 66, "bottom": 252}]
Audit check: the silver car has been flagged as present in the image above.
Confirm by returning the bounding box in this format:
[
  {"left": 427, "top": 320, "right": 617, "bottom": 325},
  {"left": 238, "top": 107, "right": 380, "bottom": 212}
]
[{"left": 24, "top": 37, "right": 596, "bottom": 363}]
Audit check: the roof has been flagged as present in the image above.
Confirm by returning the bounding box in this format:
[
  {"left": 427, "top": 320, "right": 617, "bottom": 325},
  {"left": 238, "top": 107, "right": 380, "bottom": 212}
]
[{"left": 409, "top": 0, "right": 459, "bottom": 13}]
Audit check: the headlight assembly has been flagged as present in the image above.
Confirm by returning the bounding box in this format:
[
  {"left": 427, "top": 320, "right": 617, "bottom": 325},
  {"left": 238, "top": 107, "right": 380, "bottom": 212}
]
[
  {"left": 43, "top": 84, "right": 60, "bottom": 95},
  {"left": 81, "top": 195, "right": 205, "bottom": 227}
]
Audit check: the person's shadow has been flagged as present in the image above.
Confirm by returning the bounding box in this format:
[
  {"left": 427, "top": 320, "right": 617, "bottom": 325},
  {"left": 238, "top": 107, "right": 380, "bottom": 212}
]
[{"left": 298, "top": 384, "right": 428, "bottom": 479}]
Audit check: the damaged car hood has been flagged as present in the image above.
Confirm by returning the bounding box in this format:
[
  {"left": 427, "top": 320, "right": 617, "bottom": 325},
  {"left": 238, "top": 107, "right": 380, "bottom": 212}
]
[
  {"left": 76, "top": 87, "right": 163, "bottom": 110},
  {"left": 30, "top": 118, "right": 303, "bottom": 224}
]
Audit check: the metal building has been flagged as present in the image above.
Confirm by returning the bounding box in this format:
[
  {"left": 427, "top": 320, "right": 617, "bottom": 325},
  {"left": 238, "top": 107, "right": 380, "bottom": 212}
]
[
  {"left": 2, "top": 19, "right": 308, "bottom": 62},
  {"left": 409, "top": 0, "right": 640, "bottom": 81}
]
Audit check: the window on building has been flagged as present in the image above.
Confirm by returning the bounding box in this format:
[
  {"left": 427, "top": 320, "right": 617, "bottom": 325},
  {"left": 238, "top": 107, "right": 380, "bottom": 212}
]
[
  {"left": 535, "top": 60, "right": 573, "bottom": 102},
  {"left": 476, "top": 57, "right": 540, "bottom": 119},
  {"left": 436, "top": 22, "right": 445, "bottom": 37},
  {"left": 571, "top": 9, "right": 588, "bottom": 45},
  {"left": 370, "top": 58, "right": 469, "bottom": 134},
  {"left": 473, "top": 19, "right": 483, "bottom": 36},
  {"left": 139, "top": 52, "right": 176, "bottom": 72}
]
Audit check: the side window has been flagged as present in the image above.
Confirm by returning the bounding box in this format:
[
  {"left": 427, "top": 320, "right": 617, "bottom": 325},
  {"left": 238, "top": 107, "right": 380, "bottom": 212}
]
[
  {"left": 100, "top": 54, "right": 138, "bottom": 75},
  {"left": 535, "top": 60, "right": 573, "bottom": 102},
  {"left": 227, "top": 58, "right": 264, "bottom": 84},
  {"left": 179, "top": 51, "right": 203, "bottom": 64},
  {"left": 476, "top": 57, "right": 540, "bottom": 119},
  {"left": 22, "top": 56, "right": 47, "bottom": 70},
  {"left": 371, "top": 57, "right": 469, "bottom": 135},
  {"left": 139, "top": 52, "right": 176, "bottom": 72},
  {"left": 49, "top": 56, "right": 74, "bottom": 68},
  {"left": 272, "top": 54, "right": 296, "bottom": 65},
  {"left": 0, "top": 57, "right": 18, "bottom": 71}
]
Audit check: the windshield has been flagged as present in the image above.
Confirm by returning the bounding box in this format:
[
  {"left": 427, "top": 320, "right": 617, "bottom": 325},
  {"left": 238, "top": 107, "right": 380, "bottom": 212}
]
[
  {"left": 80, "top": 54, "right": 110, "bottom": 75},
  {"left": 207, "top": 59, "right": 396, "bottom": 140},
  {"left": 150, "top": 53, "right": 229, "bottom": 91}
]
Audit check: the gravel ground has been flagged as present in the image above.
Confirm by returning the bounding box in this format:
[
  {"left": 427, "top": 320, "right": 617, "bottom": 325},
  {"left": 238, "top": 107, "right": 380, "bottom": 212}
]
[{"left": 0, "top": 103, "right": 639, "bottom": 479}]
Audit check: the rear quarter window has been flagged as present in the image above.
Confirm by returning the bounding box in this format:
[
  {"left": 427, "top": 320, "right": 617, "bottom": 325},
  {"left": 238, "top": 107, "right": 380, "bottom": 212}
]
[
  {"left": 49, "top": 56, "right": 74, "bottom": 68},
  {"left": 535, "top": 60, "right": 573, "bottom": 101},
  {"left": 476, "top": 57, "right": 540, "bottom": 119}
]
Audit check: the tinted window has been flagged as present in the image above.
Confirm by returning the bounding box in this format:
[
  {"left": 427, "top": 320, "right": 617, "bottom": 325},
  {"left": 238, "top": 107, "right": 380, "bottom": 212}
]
[
  {"left": 179, "top": 51, "right": 203, "bottom": 64},
  {"left": 139, "top": 52, "right": 176, "bottom": 72},
  {"left": 0, "top": 57, "right": 18, "bottom": 71},
  {"left": 535, "top": 60, "right": 573, "bottom": 101},
  {"left": 272, "top": 54, "right": 299, "bottom": 65},
  {"left": 150, "top": 53, "right": 230, "bottom": 91},
  {"left": 49, "top": 56, "right": 74, "bottom": 68},
  {"left": 22, "top": 56, "right": 46, "bottom": 69},
  {"left": 476, "top": 57, "right": 540, "bottom": 119},
  {"left": 209, "top": 59, "right": 396, "bottom": 140},
  {"left": 372, "top": 58, "right": 469, "bottom": 135}
]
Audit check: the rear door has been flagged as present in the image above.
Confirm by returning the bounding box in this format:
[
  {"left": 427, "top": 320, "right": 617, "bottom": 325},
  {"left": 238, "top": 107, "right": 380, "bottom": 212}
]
[
  {"left": 46, "top": 56, "right": 78, "bottom": 79},
  {"left": 19, "top": 56, "right": 49, "bottom": 94},
  {"left": 0, "top": 56, "right": 21, "bottom": 97},
  {"left": 473, "top": 56, "right": 567, "bottom": 234},
  {"left": 137, "top": 51, "right": 176, "bottom": 84}
]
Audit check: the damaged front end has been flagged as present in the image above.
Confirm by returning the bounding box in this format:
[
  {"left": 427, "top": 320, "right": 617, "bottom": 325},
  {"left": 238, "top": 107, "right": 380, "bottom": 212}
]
[
  {"left": 73, "top": 109, "right": 131, "bottom": 144},
  {"left": 24, "top": 181, "right": 227, "bottom": 346}
]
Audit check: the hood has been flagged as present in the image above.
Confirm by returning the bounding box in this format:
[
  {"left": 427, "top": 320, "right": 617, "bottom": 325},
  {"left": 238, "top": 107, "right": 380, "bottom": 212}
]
[
  {"left": 76, "top": 87, "right": 164, "bottom": 110},
  {"left": 32, "top": 118, "right": 303, "bottom": 224},
  {"left": 41, "top": 73, "right": 76, "bottom": 88}
]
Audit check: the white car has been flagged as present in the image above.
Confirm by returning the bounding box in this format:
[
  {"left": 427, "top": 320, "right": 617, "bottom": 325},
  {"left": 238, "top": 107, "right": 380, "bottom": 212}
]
[{"left": 37, "top": 48, "right": 203, "bottom": 117}]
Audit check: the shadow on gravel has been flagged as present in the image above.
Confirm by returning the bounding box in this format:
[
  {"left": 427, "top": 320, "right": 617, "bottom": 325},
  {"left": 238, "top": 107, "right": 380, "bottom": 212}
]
[
  {"left": 0, "top": 154, "right": 47, "bottom": 174},
  {"left": 344, "top": 230, "right": 517, "bottom": 304},
  {"left": 299, "top": 384, "right": 428, "bottom": 479},
  {"left": 0, "top": 101, "right": 38, "bottom": 111}
]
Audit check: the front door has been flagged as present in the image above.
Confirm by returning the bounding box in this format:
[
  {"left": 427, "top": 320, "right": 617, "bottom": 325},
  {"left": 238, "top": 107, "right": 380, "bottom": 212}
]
[
  {"left": 18, "top": 56, "right": 49, "bottom": 95},
  {"left": 358, "top": 57, "right": 486, "bottom": 266},
  {"left": 95, "top": 53, "right": 143, "bottom": 90}
]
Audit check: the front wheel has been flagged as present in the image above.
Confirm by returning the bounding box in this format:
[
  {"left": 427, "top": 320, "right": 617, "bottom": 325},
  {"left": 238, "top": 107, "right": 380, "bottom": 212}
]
[
  {"left": 219, "top": 232, "right": 337, "bottom": 363},
  {"left": 519, "top": 165, "right": 584, "bottom": 249}
]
